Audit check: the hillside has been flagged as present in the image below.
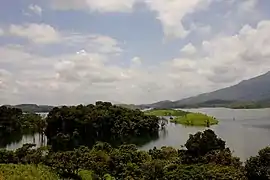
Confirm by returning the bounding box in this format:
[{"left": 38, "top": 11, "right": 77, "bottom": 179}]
[
  {"left": 144, "top": 71, "right": 270, "bottom": 108},
  {"left": 3, "top": 104, "right": 54, "bottom": 113}
]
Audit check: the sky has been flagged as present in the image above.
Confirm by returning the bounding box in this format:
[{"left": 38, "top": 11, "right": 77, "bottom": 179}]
[{"left": 0, "top": 0, "right": 270, "bottom": 105}]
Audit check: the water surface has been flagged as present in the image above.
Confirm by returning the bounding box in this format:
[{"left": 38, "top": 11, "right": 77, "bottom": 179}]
[
  {"left": 5, "top": 108, "right": 270, "bottom": 160},
  {"left": 140, "top": 108, "right": 270, "bottom": 160}
]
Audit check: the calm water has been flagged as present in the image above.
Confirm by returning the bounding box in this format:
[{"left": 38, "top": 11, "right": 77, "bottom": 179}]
[
  {"left": 4, "top": 108, "right": 270, "bottom": 160},
  {"left": 140, "top": 108, "right": 270, "bottom": 160}
]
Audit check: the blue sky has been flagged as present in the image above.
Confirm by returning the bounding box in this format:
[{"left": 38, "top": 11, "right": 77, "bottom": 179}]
[{"left": 0, "top": 0, "right": 270, "bottom": 105}]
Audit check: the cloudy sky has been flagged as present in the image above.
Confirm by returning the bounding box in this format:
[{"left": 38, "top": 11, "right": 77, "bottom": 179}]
[{"left": 0, "top": 0, "right": 270, "bottom": 105}]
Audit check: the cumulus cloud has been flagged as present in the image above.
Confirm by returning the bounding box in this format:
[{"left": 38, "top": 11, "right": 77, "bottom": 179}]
[
  {"left": 49, "top": 0, "right": 215, "bottom": 39},
  {"left": 144, "top": 0, "right": 213, "bottom": 38},
  {"left": 9, "top": 23, "right": 61, "bottom": 44},
  {"left": 28, "top": 4, "right": 43, "bottom": 16},
  {"left": 1, "top": 0, "right": 270, "bottom": 106},
  {"left": 2, "top": 20, "right": 270, "bottom": 104},
  {"left": 180, "top": 43, "right": 197, "bottom": 54},
  {"left": 131, "top": 57, "right": 142, "bottom": 66},
  {"left": 8, "top": 23, "right": 123, "bottom": 55}
]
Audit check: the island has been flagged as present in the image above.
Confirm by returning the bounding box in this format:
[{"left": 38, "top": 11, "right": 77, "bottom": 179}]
[
  {"left": 144, "top": 109, "right": 219, "bottom": 127},
  {"left": 144, "top": 109, "right": 188, "bottom": 116},
  {"left": 171, "top": 113, "right": 218, "bottom": 126}
]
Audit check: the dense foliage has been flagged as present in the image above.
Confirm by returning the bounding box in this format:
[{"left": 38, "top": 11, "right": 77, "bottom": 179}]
[
  {"left": 46, "top": 102, "right": 160, "bottom": 151},
  {"left": 1, "top": 130, "right": 261, "bottom": 179},
  {"left": 172, "top": 112, "right": 219, "bottom": 126},
  {"left": 0, "top": 106, "right": 45, "bottom": 133},
  {"left": 0, "top": 164, "right": 59, "bottom": 180},
  {"left": 245, "top": 147, "right": 270, "bottom": 179},
  {"left": 0, "top": 106, "right": 46, "bottom": 148},
  {"left": 0, "top": 106, "right": 22, "bottom": 135}
]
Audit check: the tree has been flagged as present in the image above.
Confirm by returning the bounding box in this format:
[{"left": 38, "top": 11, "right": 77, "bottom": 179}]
[
  {"left": 185, "top": 129, "right": 225, "bottom": 156},
  {"left": 245, "top": 147, "right": 270, "bottom": 180}
]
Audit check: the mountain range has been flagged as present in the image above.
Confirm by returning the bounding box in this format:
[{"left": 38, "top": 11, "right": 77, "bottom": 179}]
[{"left": 142, "top": 71, "right": 270, "bottom": 109}]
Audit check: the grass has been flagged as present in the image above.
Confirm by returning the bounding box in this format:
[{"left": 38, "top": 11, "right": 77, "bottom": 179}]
[
  {"left": 0, "top": 164, "right": 58, "bottom": 180},
  {"left": 78, "top": 170, "right": 93, "bottom": 180},
  {"left": 144, "top": 109, "right": 188, "bottom": 116},
  {"left": 171, "top": 113, "right": 219, "bottom": 126}
]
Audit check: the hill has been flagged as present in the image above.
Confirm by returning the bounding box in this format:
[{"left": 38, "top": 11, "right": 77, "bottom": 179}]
[
  {"left": 144, "top": 71, "right": 270, "bottom": 109},
  {"left": 3, "top": 104, "right": 54, "bottom": 113}
]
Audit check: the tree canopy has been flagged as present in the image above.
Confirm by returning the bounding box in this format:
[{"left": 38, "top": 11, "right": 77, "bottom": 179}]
[{"left": 45, "top": 101, "right": 160, "bottom": 151}]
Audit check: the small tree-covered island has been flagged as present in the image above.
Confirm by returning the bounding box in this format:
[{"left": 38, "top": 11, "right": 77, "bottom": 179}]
[
  {"left": 0, "top": 102, "right": 269, "bottom": 179},
  {"left": 144, "top": 109, "right": 219, "bottom": 126}
]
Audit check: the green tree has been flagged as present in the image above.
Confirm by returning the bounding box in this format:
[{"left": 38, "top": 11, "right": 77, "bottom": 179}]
[{"left": 245, "top": 147, "right": 270, "bottom": 180}]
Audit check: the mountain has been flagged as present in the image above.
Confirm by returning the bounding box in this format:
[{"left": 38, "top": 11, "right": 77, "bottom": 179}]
[
  {"left": 3, "top": 104, "right": 54, "bottom": 113},
  {"left": 145, "top": 71, "right": 270, "bottom": 108}
]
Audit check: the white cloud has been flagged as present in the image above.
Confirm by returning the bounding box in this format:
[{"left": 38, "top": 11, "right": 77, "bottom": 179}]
[
  {"left": 0, "top": 28, "right": 4, "bottom": 36},
  {"left": 144, "top": 0, "right": 213, "bottom": 38},
  {"left": 64, "top": 33, "right": 123, "bottom": 54},
  {"left": 238, "top": 0, "right": 257, "bottom": 13},
  {"left": 9, "top": 23, "right": 61, "bottom": 44},
  {"left": 89, "top": 35, "right": 123, "bottom": 54},
  {"left": 180, "top": 43, "right": 197, "bottom": 54},
  {"left": 49, "top": 0, "right": 215, "bottom": 39},
  {"left": 2, "top": 19, "right": 270, "bottom": 105},
  {"left": 28, "top": 4, "right": 43, "bottom": 16},
  {"left": 131, "top": 57, "right": 142, "bottom": 66},
  {"left": 50, "top": 0, "right": 136, "bottom": 12}
]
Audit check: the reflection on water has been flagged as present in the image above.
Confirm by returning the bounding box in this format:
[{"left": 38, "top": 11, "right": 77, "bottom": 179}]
[
  {"left": 4, "top": 108, "right": 270, "bottom": 160},
  {"left": 0, "top": 131, "right": 23, "bottom": 149},
  {"left": 5, "top": 133, "right": 47, "bottom": 150}
]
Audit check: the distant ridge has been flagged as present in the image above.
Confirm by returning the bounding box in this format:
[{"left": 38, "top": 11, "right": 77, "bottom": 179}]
[
  {"left": 143, "top": 71, "right": 270, "bottom": 109},
  {"left": 3, "top": 104, "right": 54, "bottom": 113}
]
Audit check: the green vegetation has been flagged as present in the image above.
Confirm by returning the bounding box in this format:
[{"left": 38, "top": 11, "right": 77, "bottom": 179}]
[
  {"left": 172, "top": 112, "right": 219, "bottom": 126},
  {"left": 229, "top": 101, "right": 270, "bottom": 109},
  {"left": 0, "top": 106, "right": 46, "bottom": 134},
  {"left": 144, "top": 109, "right": 188, "bottom": 116},
  {"left": 46, "top": 101, "right": 159, "bottom": 151},
  {"left": 2, "top": 130, "right": 266, "bottom": 179},
  {"left": 0, "top": 164, "right": 58, "bottom": 180},
  {"left": 144, "top": 108, "right": 219, "bottom": 127},
  {"left": 245, "top": 147, "right": 270, "bottom": 179},
  {"left": 0, "top": 101, "right": 269, "bottom": 179},
  {"left": 0, "top": 106, "right": 46, "bottom": 148},
  {"left": 0, "top": 107, "right": 45, "bottom": 132}
]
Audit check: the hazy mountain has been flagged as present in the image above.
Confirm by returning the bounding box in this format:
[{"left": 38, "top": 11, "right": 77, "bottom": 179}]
[
  {"left": 145, "top": 71, "right": 270, "bottom": 108},
  {"left": 3, "top": 104, "right": 54, "bottom": 113}
]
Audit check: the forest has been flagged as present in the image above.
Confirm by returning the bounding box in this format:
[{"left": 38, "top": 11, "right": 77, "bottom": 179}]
[
  {"left": 0, "top": 102, "right": 269, "bottom": 179},
  {"left": 0, "top": 106, "right": 46, "bottom": 148},
  {"left": 45, "top": 101, "right": 160, "bottom": 151}
]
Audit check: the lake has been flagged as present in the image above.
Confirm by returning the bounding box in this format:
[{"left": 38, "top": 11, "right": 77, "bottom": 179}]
[{"left": 4, "top": 108, "right": 270, "bottom": 160}]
